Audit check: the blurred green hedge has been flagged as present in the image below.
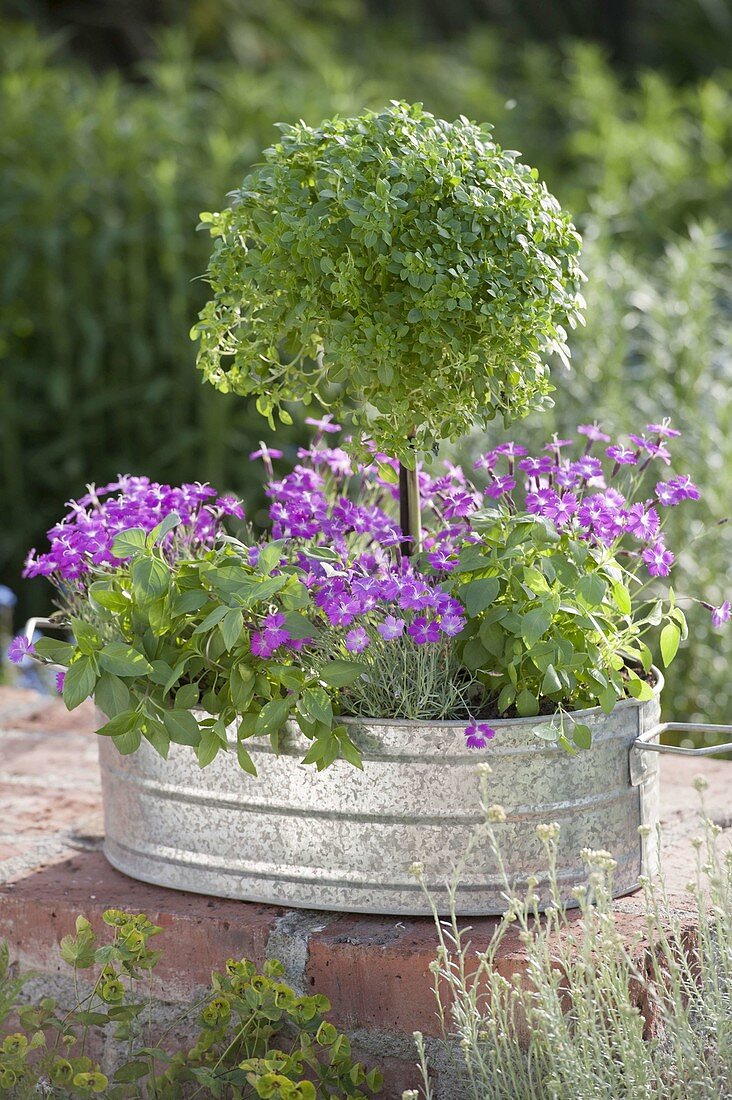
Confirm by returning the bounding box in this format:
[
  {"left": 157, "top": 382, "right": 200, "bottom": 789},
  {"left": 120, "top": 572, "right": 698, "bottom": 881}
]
[{"left": 1, "top": 13, "right": 731, "bottom": 726}]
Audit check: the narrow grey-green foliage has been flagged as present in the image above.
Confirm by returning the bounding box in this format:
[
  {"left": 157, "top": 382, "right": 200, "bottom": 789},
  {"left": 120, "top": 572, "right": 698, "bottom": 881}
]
[
  {"left": 319, "top": 633, "right": 480, "bottom": 721},
  {"left": 416, "top": 787, "right": 732, "bottom": 1099},
  {"left": 194, "top": 102, "right": 586, "bottom": 461}
]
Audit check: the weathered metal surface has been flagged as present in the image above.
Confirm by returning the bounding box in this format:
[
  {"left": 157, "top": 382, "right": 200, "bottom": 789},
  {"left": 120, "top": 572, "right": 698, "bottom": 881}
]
[{"left": 99, "top": 685, "right": 663, "bottom": 916}]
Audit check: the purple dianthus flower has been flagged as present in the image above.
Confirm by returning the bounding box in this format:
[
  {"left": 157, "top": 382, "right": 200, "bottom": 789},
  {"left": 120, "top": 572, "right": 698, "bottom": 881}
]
[
  {"left": 711, "top": 601, "right": 731, "bottom": 627},
  {"left": 642, "top": 542, "right": 675, "bottom": 577},
  {"left": 578, "top": 423, "right": 611, "bottom": 443},
  {"left": 518, "top": 455, "right": 553, "bottom": 476},
  {"left": 251, "top": 613, "right": 290, "bottom": 658},
  {"left": 606, "top": 445, "right": 637, "bottom": 466},
  {"left": 545, "top": 492, "right": 578, "bottom": 527},
  {"left": 345, "top": 626, "right": 370, "bottom": 653},
  {"left": 625, "top": 503, "right": 661, "bottom": 541},
  {"left": 668, "top": 475, "right": 700, "bottom": 502},
  {"left": 439, "top": 613, "right": 466, "bottom": 637},
  {"left": 378, "top": 616, "right": 405, "bottom": 641},
  {"left": 7, "top": 636, "right": 35, "bottom": 664},
  {"left": 465, "top": 722, "right": 496, "bottom": 749},
  {"left": 407, "top": 616, "right": 441, "bottom": 645},
  {"left": 485, "top": 476, "right": 516, "bottom": 499}
]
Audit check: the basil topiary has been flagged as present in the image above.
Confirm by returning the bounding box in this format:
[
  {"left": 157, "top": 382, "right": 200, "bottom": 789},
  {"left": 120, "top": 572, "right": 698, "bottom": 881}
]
[{"left": 194, "top": 101, "right": 585, "bottom": 548}]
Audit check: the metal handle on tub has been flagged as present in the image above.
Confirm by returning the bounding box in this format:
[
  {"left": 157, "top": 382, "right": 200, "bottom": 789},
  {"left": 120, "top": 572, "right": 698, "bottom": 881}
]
[
  {"left": 23, "top": 617, "right": 66, "bottom": 642},
  {"left": 630, "top": 722, "right": 732, "bottom": 784},
  {"left": 636, "top": 722, "right": 732, "bottom": 757}
]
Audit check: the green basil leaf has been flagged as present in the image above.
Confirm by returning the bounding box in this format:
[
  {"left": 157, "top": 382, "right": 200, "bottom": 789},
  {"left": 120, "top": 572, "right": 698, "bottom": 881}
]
[
  {"left": 63, "top": 656, "right": 98, "bottom": 710},
  {"left": 174, "top": 683, "right": 200, "bottom": 710},
  {"left": 112, "top": 726, "right": 142, "bottom": 755},
  {"left": 34, "top": 636, "right": 76, "bottom": 665},
  {"left": 97, "top": 711, "right": 140, "bottom": 737},
  {"left": 255, "top": 697, "right": 291, "bottom": 738},
  {"left": 299, "top": 686, "right": 333, "bottom": 727},
  {"left": 220, "top": 608, "right": 244, "bottom": 652},
  {"left": 577, "top": 573, "right": 606, "bottom": 608},
  {"left": 660, "top": 621, "right": 681, "bottom": 668},
  {"left": 163, "top": 709, "right": 200, "bottom": 746},
  {"left": 111, "top": 527, "right": 147, "bottom": 561},
  {"left": 459, "top": 577, "right": 500, "bottom": 616},
  {"left": 192, "top": 605, "right": 229, "bottom": 634},
  {"left": 256, "top": 540, "right": 285, "bottom": 576},
  {"left": 612, "top": 581, "right": 632, "bottom": 615},
  {"left": 195, "top": 729, "right": 222, "bottom": 768},
  {"left": 521, "top": 607, "right": 552, "bottom": 648},
  {"left": 98, "top": 643, "right": 153, "bottom": 678},
  {"left": 88, "top": 584, "right": 129, "bottom": 613},
  {"left": 236, "top": 741, "right": 257, "bottom": 775},
  {"left": 319, "top": 659, "right": 368, "bottom": 688},
  {"left": 571, "top": 722, "right": 592, "bottom": 750},
  {"left": 94, "top": 673, "right": 130, "bottom": 719},
  {"left": 131, "top": 556, "right": 170, "bottom": 604}
]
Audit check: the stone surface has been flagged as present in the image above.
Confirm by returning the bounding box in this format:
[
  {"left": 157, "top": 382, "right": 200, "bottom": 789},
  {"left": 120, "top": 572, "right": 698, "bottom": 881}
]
[{"left": 0, "top": 686, "right": 730, "bottom": 1099}]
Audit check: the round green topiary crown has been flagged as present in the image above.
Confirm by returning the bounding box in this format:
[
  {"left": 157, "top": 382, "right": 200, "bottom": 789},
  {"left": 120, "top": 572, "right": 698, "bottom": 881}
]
[{"left": 194, "top": 101, "right": 585, "bottom": 461}]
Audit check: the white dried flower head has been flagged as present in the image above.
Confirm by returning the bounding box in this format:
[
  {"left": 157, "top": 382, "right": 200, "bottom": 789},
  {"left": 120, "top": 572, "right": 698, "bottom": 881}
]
[
  {"left": 691, "top": 836, "right": 703, "bottom": 850},
  {"left": 536, "top": 822, "right": 560, "bottom": 842},
  {"left": 710, "top": 823, "right": 722, "bottom": 838},
  {"left": 637, "top": 875, "right": 649, "bottom": 887},
  {"left": 409, "top": 861, "right": 424, "bottom": 879},
  {"left": 582, "top": 848, "right": 617, "bottom": 872},
  {"left": 402, "top": 1091, "right": 420, "bottom": 1100},
  {"left": 487, "top": 804, "right": 507, "bottom": 823},
  {"left": 475, "top": 762, "right": 493, "bottom": 777},
  {"left": 589, "top": 871, "right": 606, "bottom": 890},
  {"left": 571, "top": 885, "right": 587, "bottom": 901},
  {"left": 686, "top": 881, "right": 698, "bottom": 893},
  {"left": 428, "top": 960, "right": 441, "bottom": 974},
  {"left": 526, "top": 875, "right": 539, "bottom": 889},
  {"left": 637, "top": 824, "right": 652, "bottom": 838},
  {"left": 693, "top": 775, "right": 709, "bottom": 792}
]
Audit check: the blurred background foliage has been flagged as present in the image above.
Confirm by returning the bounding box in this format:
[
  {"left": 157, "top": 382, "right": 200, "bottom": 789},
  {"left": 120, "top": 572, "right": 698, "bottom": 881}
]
[{"left": 1, "top": 0, "right": 731, "bottom": 726}]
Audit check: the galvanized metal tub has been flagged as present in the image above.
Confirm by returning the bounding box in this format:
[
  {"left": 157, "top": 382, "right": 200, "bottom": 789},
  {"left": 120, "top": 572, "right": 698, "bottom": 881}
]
[{"left": 99, "top": 683, "right": 663, "bottom": 916}]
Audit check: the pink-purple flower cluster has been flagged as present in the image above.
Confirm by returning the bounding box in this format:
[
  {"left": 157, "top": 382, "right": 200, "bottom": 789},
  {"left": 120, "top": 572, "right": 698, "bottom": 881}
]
[
  {"left": 470, "top": 421, "right": 703, "bottom": 580},
  {"left": 264, "top": 463, "right": 401, "bottom": 554},
  {"left": 23, "top": 476, "right": 244, "bottom": 583},
  {"left": 310, "top": 567, "right": 465, "bottom": 653}
]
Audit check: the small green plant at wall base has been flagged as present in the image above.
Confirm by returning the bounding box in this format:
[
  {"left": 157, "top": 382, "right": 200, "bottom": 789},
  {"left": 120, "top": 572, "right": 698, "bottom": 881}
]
[
  {"left": 0, "top": 910, "right": 382, "bottom": 1099},
  {"left": 194, "top": 101, "right": 586, "bottom": 463}
]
